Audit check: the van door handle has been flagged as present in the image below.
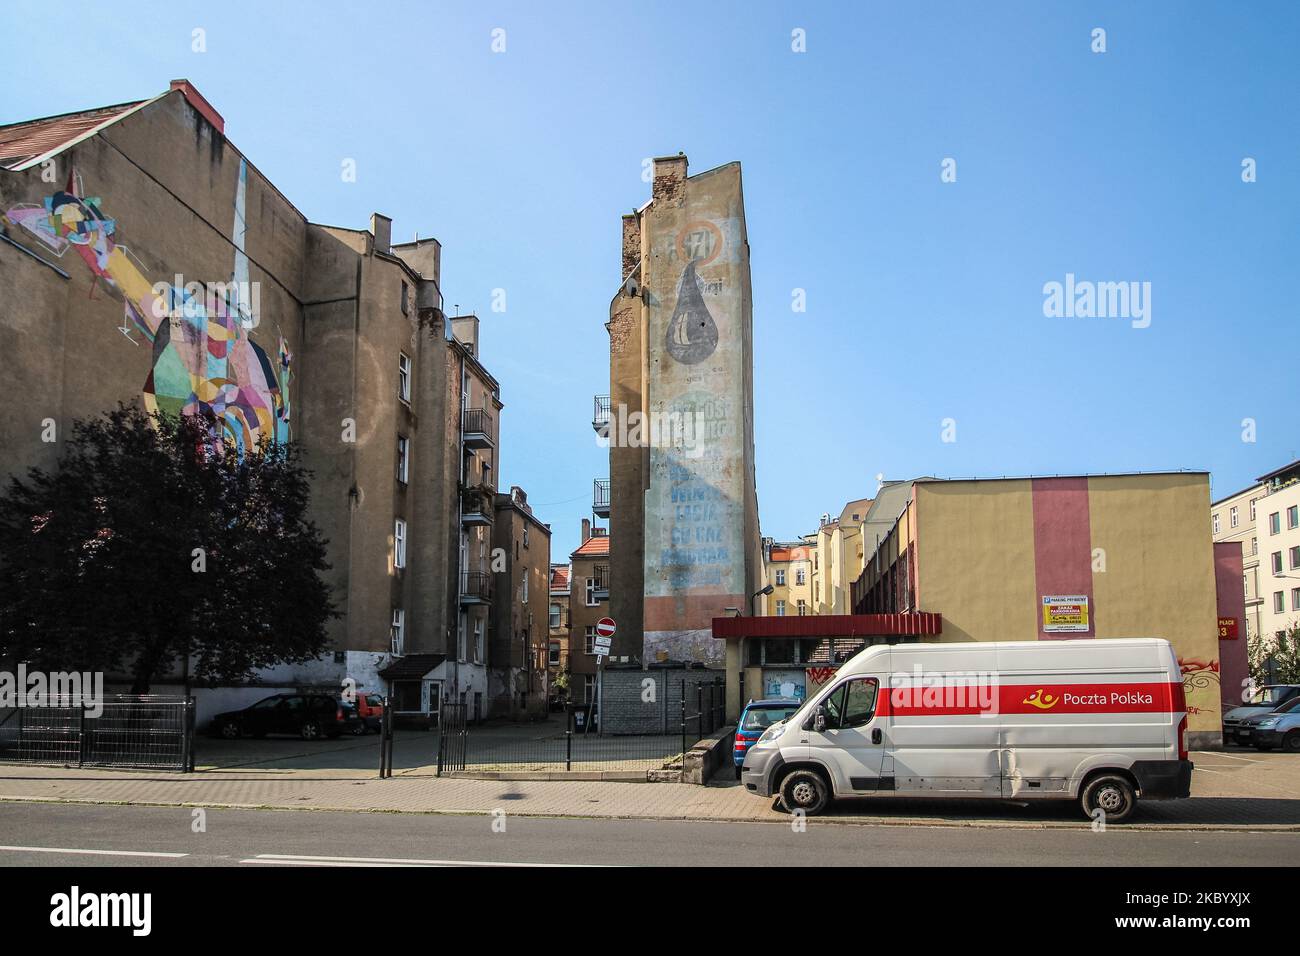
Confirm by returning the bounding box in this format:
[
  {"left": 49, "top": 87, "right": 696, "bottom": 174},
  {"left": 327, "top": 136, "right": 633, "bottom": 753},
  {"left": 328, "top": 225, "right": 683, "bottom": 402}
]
[{"left": 871, "top": 728, "right": 882, "bottom": 745}]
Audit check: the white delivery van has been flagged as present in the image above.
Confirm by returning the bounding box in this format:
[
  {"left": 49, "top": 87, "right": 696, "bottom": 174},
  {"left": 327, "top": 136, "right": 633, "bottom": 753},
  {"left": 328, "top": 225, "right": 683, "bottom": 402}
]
[{"left": 740, "top": 638, "right": 1191, "bottom": 821}]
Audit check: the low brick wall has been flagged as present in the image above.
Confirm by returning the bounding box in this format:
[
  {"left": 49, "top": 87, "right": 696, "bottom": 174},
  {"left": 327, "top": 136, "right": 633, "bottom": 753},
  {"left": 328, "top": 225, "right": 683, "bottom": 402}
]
[{"left": 599, "top": 666, "right": 726, "bottom": 735}]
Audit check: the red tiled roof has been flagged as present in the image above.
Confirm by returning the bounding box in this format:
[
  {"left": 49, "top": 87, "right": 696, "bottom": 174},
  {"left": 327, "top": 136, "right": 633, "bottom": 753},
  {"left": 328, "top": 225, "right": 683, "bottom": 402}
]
[
  {"left": 0, "top": 101, "right": 144, "bottom": 169},
  {"left": 572, "top": 534, "right": 610, "bottom": 558},
  {"left": 550, "top": 565, "right": 571, "bottom": 590},
  {"left": 770, "top": 545, "right": 811, "bottom": 562}
]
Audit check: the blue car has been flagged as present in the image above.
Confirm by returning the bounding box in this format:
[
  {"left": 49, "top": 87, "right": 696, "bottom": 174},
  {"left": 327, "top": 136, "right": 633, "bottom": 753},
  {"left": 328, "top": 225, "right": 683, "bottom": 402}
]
[{"left": 734, "top": 698, "right": 801, "bottom": 779}]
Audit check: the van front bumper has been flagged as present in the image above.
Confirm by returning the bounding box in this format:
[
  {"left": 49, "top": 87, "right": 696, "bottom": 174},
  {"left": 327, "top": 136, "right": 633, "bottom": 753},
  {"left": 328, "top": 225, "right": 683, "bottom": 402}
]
[
  {"left": 1131, "top": 759, "right": 1193, "bottom": 800},
  {"left": 740, "top": 746, "right": 783, "bottom": 798}
]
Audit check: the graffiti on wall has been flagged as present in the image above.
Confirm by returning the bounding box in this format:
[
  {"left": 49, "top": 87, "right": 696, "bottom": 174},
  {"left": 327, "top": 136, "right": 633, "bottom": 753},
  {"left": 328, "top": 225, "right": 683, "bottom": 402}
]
[
  {"left": 4, "top": 162, "right": 290, "bottom": 454},
  {"left": 1178, "top": 657, "right": 1221, "bottom": 716}
]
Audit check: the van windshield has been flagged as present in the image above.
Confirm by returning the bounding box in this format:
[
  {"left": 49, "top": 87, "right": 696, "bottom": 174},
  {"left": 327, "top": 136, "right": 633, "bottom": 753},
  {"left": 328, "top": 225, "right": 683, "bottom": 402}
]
[{"left": 743, "top": 707, "right": 798, "bottom": 731}]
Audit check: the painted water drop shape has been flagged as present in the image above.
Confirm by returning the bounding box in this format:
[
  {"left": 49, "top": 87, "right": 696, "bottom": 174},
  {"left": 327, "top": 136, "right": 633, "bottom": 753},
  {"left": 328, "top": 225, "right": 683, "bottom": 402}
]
[{"left": 666, "top": 259, "right": 718, "bottom": 365}]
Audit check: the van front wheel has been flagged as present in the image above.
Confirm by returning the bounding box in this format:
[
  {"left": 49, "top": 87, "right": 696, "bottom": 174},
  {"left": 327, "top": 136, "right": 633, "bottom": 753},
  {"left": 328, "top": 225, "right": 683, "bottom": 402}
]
[
  {"left": 780, "top": 769, "right": 830, "bottom": 816},
  {"left": 1080, "top": 774, "right": 1136, "bottom": 824}
]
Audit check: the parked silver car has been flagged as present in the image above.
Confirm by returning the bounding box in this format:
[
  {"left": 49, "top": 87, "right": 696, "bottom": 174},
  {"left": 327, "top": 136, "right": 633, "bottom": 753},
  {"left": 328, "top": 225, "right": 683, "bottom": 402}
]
[
  {"left": 1222, "top": 684, "right": 1300, "bottom": 741},
  {"left": 1251, "top": 705, "right": 1300, "bottom": 752},
  {"left": 1231, "top": 696, "right": 1300, "bottom": 747}
]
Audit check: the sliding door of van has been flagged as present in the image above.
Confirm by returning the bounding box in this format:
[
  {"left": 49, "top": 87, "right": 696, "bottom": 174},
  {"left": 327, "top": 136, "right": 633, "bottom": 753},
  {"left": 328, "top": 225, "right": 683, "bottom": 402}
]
[{"left": 805, "top": 676, "right": 886, "bottom": 794}]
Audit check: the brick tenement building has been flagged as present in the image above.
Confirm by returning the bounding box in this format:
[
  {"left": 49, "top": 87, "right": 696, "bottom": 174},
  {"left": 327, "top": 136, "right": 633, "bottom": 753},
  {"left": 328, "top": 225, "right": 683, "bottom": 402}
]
[
  {"left": 490, "top": 486, "right": 552, "bottom": 719},
  {"left": 567, "top": 521, "right": 611, "bottom": 704},
  {"left": 0, "top": 81, "right": 516, "bottom": 724},
  {"left": 602, "top": 154, "right": 763, "bottom": 666}
]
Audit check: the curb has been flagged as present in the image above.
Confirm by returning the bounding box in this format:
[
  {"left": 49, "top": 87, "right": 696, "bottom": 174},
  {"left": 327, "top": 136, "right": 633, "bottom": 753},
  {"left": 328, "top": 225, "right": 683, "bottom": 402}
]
[{"left": 2, "top": 793, "right": 1297, "bottom": 833}]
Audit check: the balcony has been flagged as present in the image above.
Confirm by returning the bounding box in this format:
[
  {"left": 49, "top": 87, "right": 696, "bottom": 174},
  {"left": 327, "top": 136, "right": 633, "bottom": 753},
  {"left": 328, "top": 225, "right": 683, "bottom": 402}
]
[
  {"left": 462, "top": 408, "right": 494, "bottom": 450},
  {"left": 593, "top": 478, "right": 610, "bottom": 518},
  {"left": 461, "top": 484, "right": 494, "bottom": 526},
  {"left": 592, "top": 395, "right": 611, "bottom": 437},
  {"left": 460, "top": 570, "right": 492, "bottom": 605},
  {"left": 592, "top": 563, "right": 609, "bottom": 601}
]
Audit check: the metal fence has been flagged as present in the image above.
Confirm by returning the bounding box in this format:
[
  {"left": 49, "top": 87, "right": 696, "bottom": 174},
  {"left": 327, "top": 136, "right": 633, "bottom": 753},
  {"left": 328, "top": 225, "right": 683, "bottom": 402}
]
[
  {"left": 0, "top": 695, "right": 195, "bottom": 771},
  {"left": 435, "top": 678, "right": 727, "bottom": 776}
]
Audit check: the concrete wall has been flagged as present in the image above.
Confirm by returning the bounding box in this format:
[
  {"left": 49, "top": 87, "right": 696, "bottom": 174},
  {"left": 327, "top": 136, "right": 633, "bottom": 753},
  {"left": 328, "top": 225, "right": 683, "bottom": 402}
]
[{"left": 599, "top": 666, "right": 726, "bottom": 735}]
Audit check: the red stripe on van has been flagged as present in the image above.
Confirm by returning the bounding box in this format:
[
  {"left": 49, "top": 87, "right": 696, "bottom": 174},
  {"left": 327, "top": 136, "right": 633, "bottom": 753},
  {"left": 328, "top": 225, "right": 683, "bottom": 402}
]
[{"left": 877, "top": 681, "right": 1183, "bottom": 716}]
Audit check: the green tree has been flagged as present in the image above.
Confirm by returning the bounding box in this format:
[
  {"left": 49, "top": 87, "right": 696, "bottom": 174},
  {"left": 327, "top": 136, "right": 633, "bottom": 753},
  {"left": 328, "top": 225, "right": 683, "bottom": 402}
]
[
  {"left": 0, "top": 405, "right": 336, "bottom": 692},
  {"left": 1248, "top": 624, "right": 1300, "bottom": 689}
]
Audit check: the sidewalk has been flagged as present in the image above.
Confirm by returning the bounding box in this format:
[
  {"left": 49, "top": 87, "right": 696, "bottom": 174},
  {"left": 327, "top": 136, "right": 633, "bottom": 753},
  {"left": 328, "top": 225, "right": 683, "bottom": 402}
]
[{"left": 0, "top": 750, "right": 1297, "bottom": 830}]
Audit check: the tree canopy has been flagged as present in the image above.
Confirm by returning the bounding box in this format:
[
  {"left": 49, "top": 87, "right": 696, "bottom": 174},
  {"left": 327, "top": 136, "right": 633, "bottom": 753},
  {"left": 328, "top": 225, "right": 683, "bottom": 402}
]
[{"left": 0, "top": 405, "right": 336, "bottom": 692}]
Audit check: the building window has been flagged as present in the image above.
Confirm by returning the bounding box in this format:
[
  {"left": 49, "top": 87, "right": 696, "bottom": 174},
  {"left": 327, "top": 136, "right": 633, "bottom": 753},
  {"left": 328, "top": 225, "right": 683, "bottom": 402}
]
[
  {"left": 396, "top": 435, "right": 409, "bottom": 484},
  {"left": 1230, "top": 506, "right": 1239, "bottom": 529},
  {"left": 586, "top": 578, "right": 598, "bottom": 606},
  {"left": 1290, "top": 506, "right": 1299, "bottom": 530},
  {"left": 1212, "top": 513, "right": 1220, "bottom": 535},
  {"left": 523, "top": 526, "right": 530, "bottom": 548},
  {"left": 393, "top": 518, "right": 407, "bottom": 569},
  {"left": 522, "top": 575, "right": 528, "bottom": 604},
  {"left": 1291, "top": 546, "right": 1300, "bottom": 570},
  {"left": 1252, "top": 537, "right": 1259, "bottom": 556},
  {"left": 775, "top": 569, "right": 786, "bottom": 586},
  {"left": 474, "top": 617, "right": 484, "bottom": 662},
  {"left": 550, "top": 603, "right": 561, "bottom": 628},
  {"left": 776, "top": 600, "right": 786, "bottom": 616},
  {"left": 1274, "top": 591, "right": 1285, "bottom": 613},
  {"left": 1293, "top": 588, "right": 1300, "bottom": 612},
  {"left": 398, "top": 352, "right": 412, "bottom": 403},
  {"left": 401, "top": 280, "right": 409, "bottom": 316},
  {"left": 797, "top": 599, "right": 807, "bottom": 616},
  {"left": 796, "top": 568, "right": 806, "bottom": 586},
  {"left": 1250, "top": 498, "right": 1258, "bottom": 521},
  {"left": 584, "top": 625, "right": 597, "bottom": 654},
  {"left": 391, "top": 608, "right": 405, "bottom": 655},
  {"left": 1272, "top": 551, "right": 1283, "bottom": 575},
  {"left": 548, "top": 642, "right": 561, "bottom": 666},
  {"left": 1270, "top": 512, "right": 1281, "bottom": 535},
  {"left": 583, "top": 675, "right": 596, "bottom": 703}
]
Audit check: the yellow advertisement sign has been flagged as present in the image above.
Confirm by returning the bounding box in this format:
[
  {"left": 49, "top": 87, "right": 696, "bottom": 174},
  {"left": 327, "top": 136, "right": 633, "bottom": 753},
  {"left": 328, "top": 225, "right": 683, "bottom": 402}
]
[{"left": 1042, "top": 595, "right": 1089, "bottom": 633}]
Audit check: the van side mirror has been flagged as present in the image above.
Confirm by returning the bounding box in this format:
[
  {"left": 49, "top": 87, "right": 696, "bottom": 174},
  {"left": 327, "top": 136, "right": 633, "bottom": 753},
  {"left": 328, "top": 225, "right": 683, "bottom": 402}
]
[{"left": 812, "top": 706, "right": 827, "bottom": 733}]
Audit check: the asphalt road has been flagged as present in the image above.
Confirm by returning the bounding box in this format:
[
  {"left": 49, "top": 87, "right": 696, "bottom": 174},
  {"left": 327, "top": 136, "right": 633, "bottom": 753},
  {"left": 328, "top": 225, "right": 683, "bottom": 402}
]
[{"left": 0, "top": 801, "right": 1296, "bottom": 867}]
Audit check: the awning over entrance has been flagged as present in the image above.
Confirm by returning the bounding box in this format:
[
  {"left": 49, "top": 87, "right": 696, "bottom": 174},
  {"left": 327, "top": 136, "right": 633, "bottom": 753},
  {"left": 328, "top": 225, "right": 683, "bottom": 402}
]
[
  {"left": 378, "top": 653, "right": 446, "bottom": 681},
  {"left": 711, "top": 612, "right": 942, "bottom": 640}
]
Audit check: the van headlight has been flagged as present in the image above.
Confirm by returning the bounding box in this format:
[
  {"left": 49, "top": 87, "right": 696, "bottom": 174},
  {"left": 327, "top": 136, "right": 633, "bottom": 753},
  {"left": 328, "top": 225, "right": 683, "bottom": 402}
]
[
  {"left": 758, "top": 722, "right": 786, "bottom": 745},
  {"left": 1256, "top": 717, "right": 1279, "bottom": 728}
]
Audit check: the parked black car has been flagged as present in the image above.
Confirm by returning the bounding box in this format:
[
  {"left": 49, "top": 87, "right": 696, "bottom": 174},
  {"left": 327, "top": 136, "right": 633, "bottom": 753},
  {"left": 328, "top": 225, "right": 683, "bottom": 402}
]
[{"left": 208, "top": 694, "right": 360, "bottom": 741}]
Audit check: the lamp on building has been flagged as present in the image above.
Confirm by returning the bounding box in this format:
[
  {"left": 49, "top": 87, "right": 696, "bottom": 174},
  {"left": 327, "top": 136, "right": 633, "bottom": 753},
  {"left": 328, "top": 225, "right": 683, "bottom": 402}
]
[{"left": 750, "top": 584, "right": 774, "bottom": 616}]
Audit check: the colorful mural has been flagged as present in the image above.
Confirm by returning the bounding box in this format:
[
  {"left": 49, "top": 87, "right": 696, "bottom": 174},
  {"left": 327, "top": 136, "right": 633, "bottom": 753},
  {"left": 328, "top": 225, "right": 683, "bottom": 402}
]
[{"left": 4, "top": 163, "right": 290, "bottom": 453}]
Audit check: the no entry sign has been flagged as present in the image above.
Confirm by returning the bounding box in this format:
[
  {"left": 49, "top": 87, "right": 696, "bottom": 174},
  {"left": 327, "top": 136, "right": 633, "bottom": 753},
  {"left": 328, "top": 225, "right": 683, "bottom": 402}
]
[{"left": 596, "top": 617, "right": 616, "bottom": 638}]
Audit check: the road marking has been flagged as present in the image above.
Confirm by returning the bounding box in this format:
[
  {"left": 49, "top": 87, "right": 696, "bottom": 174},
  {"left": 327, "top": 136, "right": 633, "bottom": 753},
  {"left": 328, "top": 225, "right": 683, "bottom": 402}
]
[
  {"left": 0, "top": 844, "right": 188, "bottom": 859},
  {"left": 1195, "top": 751, "right": 1259, "bottom": 763},
  {"left": 244, "top": 853, "right": 590, "bottom": 868}
]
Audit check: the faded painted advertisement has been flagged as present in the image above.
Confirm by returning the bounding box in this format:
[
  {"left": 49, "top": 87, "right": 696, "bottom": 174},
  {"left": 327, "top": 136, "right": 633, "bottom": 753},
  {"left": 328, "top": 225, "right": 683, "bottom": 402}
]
[{"left": 643, "top": 165, "right": 750, "bottom": 663}]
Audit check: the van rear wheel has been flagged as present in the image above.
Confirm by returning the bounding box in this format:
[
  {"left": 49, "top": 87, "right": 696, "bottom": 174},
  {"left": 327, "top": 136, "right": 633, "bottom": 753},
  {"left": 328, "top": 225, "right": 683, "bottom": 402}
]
[
  {"left": 780, "top": 769, "right": 830, "bottom": 816},
  {"left": 1080, "top": 774, "right": 1136, "bottom": 824}
]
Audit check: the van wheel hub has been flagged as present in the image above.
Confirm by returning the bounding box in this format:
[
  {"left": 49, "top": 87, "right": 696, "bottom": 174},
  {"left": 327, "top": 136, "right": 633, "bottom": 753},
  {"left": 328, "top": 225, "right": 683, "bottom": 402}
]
[
  {"left": 1096, "top": 786, "right": 1124, "bottom": 811},
  {"left": 791, "top": 782, "right": 816, "bottom": 806}
]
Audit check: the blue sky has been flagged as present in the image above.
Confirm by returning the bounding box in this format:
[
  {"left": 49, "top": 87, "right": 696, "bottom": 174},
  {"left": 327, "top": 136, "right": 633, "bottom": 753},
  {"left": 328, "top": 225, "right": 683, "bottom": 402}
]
[{"left": 3, "top": 1, "right": 1298, "bottom": 559}]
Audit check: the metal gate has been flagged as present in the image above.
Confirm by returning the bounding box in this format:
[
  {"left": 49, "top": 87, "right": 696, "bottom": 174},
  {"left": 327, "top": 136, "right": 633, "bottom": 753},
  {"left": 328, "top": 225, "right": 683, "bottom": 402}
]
[
  {"left": 436, "top": 701, "right": 467, "bottom": 775},
  {"left": 0, "top": 695, "right": 195, "bottom": 771}
]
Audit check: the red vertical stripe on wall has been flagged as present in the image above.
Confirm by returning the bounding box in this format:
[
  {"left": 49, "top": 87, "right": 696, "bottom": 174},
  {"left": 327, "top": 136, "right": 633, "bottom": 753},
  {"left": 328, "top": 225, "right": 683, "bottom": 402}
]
[{"left": 1031, "top": 477, "right": 1095, "bottom": 639}]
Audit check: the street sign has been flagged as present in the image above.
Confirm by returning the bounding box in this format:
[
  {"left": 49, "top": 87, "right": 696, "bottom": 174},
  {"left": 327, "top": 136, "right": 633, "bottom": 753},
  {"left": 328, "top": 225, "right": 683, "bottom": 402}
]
[
  {"left": 596, "top": 617, "right": 616, "bottom": 638},
  {"left": 594, "top": 635, "right": 612, "bottom": 649},
  {"left": 594, "top": 644, "right": 610, "bottom": 657}
]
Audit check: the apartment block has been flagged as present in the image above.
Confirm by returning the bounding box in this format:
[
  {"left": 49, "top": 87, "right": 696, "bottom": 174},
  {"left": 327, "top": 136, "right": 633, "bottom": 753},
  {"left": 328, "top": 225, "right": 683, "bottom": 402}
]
[
  {"left": 0, "top": 81, "right": 508, "bottom": 724},
  {"left": 489, "top": 486, "right": 551, "bottom": 720},
  {"left": 761, "top": 539, "right": 814, "bottom": 617},
  {"left": 548, "top": 563, "right": 572, "bottom": 706},
  {"left": 568, "top": 521, "right": 611, "bottom": 704}
]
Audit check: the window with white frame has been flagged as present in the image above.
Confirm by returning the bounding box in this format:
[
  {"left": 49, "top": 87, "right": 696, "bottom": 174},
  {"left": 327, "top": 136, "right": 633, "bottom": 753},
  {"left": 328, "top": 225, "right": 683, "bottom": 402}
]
[
  {"left": 797, "top": 599, "right": 807, "bottom": 616},
  {"left": 474, "top": 617, "right": 484, "bottom": 662},
  {"left": 398, "top": 353, "right": 412, "bottom": 403},
  {"left": 1230, "top": 506, "right": 1239, "bottom": 529},
  {"left": 796, "top": 567, "right": 806, "bottom": 585},
  {"left": 1212, "top": 513, "right": 1220, "bottom": 535},
  {"left": 775, "top": 569, "right": 786, "bottom": 586},
  {"left": 1251, "top": 498, "right": 1258, "bottom": 521},
  {"left": 548, "top": 642, "right": 561, "bottom": 666},
  {"left": 523, "top": 526, "right": 529, "bottom": 548},
  {"left": 550, "top": 603, "right": 561, "bottom": 628},
  {"left": 522, "top": 574, "right": 528, "bottom": 604},
  {"left": 583, "top": 675, "right": 596, "bottom": 703},
  {"left": 397, "top": 435, "right": 409, "bottom": 483},
  {"left": 1270, "top": 512, "right": 1281, "bottom": 535},
  {"left": 586, "top": 578, "right": 598, "bottom": 606},
  {"left": 393, "top": 518, "right": 407, "bottom": 569},
  {"left": 775, "top": 600, "right": 786, "bottom": 616},
  {"left": 390, "top": 608, "right": 405, "bottom": 655},
  {"left": 584, "top": 625, "right": 597, "bottom": 654}
]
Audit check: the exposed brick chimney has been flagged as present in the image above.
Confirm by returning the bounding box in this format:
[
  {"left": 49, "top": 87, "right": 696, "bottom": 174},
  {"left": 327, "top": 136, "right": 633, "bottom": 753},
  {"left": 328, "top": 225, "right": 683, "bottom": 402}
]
[
  {"left": 581, "top": 518, "right": 590, "bottom": 543},
  {"left": 169, "top": 80, "right": 224, "bottom": 134},
  {"left": 621, "top": 214, "right": 640, "bottom": 280},
  {"left": 652, "top": 153, "right": 688, "bottom": 205}
]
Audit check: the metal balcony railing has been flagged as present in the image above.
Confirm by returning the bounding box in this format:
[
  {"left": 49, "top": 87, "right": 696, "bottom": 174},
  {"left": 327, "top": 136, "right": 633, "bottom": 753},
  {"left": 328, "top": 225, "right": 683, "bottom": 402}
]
[
  {"left": 462, "top": 408, "right": 494, "bottom": 449},
  {"left": 592, "top": 395, "right": 611, "bottom": 435},
  {"left": 592, "top": 564, "right": 609, "bottom": 599},
  {"left": 460, "top": 570, "right": 493, "bottom": 603},
  {"left": 593, "top": 478, "right": 610, "bottom": 517}
]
